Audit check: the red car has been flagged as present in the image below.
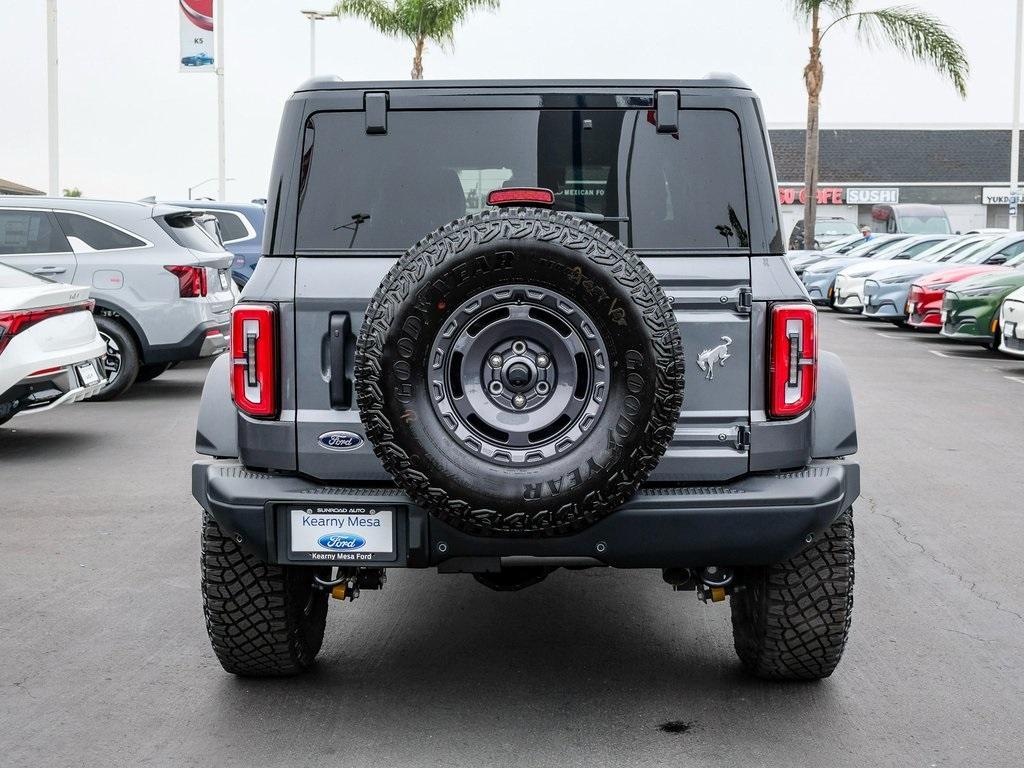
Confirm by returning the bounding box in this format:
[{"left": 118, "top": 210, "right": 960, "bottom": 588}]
[{"left": 907, "top": 264, "right": 1010, "bottom": 329}]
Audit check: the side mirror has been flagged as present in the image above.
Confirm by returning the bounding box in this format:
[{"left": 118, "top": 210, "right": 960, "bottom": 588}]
[{"left": 989, "top": 254, "right": 1008, "bottom": 264}]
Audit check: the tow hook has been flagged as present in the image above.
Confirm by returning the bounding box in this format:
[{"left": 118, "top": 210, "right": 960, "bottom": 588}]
[
  {"left": 696, "top": 566, "right": 734, "bottom": 604},
  {"left": 314, "top": 567, "right": 386, "bottom": 601}
]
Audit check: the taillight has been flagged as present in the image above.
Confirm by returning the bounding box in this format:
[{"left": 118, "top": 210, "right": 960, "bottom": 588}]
[
  {"left": 0, "top": 300, "right": 95, "bottom": 357},
  {"left": 230, "top": 303, "right": 277, "bottom": 418},
  {"left": 486, "top": 187, "right": 555, "bottom": 207},
  {"left": 768, "top": 303, "right": 817, "bottom": 419},
  {"left": 165, "top": 265, "right": 208, "bottom": 297}
]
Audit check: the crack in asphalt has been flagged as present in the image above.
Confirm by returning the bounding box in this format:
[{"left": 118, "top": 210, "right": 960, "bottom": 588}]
[{"left": 862, "top": 494, "right": 1024, "bottom": 628}]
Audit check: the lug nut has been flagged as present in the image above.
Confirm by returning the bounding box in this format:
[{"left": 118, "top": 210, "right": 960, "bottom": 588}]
[
  {"left": 536, "top": 355, "right": 549, "bottom": 368},
  {"left": 512, "top": 394, "right": 526, "bottom": 409},
  {"left": 489, "top": 354, "right": 503, "bottom": 368}
]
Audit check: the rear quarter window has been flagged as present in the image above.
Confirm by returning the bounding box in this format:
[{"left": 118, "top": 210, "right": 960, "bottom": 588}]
[{"left": 55, "top": 212, "right": 147, "bottom": 251}]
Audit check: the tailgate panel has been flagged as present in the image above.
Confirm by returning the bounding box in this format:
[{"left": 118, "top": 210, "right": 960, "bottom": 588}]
[{"left": 293, "top": 255, "right": 751, "bottom": 483}]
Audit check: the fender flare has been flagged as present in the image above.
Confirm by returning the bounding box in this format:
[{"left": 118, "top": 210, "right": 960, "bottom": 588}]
[
  {"left": 92, "top": 297, "right": 150, "bottom": 353},
  {"left": 195, "top": 354, "right": 238, "bottom": 458},
  {"left": 812, "top": 351, "right": 858, "bottom": 458}
]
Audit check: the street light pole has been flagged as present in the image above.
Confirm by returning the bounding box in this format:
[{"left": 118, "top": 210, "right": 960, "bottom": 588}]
[
  {"left": 46, "top": 0, "right": 59, "bottom": 197},
  {"left": 309, "top": 16, "right": 317, "bottom": 77},
  {"left": 302, "top": 10, "right": 339, "bottom": 78},
  {"left": 1011, "top": 0, "right": 1023, "bottom": 231},
  {"left": 215, "top": 0, "right": 226, "bottom": 201}
]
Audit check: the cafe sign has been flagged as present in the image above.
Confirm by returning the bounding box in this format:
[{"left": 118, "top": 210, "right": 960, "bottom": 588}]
[{"left": 778, "top": 186, "right": 844, "bottom": 205}]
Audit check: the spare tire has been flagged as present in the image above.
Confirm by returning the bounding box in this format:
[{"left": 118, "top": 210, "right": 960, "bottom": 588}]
[{"left": 356, "top": 208, "right": 683, "bottom": 536}]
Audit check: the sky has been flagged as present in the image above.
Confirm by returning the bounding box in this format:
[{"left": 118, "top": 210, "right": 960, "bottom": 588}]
[{"left": 0, "top": 0, "right": 1019, "bottom": 201}]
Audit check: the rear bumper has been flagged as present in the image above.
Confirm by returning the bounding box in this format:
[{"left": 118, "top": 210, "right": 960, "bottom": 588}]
[
  {"left": 192, "top": 459, "right": 861, "bottom": 569},
  {"left": 144, "top": 320, "right": 229, "bottom": 364},
  {"left": 0, "top": 357, "right": 106, "bottom": 420}
]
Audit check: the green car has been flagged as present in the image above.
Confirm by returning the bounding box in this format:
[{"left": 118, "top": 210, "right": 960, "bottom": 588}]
[{"left": 940, "top": 266, "right": 1024, "bottom": 348}]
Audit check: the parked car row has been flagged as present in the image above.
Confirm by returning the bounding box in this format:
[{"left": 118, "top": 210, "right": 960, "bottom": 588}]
[
  {"left": 790, "top": 231, "right": 1024, "bottom": 357},
  {"left": 0, "top": 196, "right": 264, "bottom": 426}
]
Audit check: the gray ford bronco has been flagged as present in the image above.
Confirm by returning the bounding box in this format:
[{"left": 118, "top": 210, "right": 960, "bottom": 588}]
[{"left": 192, "top": 76, "right": 860, "bottom": 680}]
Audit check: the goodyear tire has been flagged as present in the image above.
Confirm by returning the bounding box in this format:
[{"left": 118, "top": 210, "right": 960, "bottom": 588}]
[
  {"left": 356, "top": 208, "right": 684, "bottom": 537},
  {"left": 730, "top": 508, "right": 855, "bottom": 681},
  {"left": 201, "top": 512, "right": 329, "bottom": 676}
]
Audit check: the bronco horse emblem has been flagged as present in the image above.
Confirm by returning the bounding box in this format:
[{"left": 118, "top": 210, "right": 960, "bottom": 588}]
[{"left": 696, "top": 336, "right": 733, "bottom": 381}]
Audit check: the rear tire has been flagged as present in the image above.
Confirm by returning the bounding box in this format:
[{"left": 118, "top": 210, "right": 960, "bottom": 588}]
[
  {"left": 730, "top": 508, "right": 854, "bottom": 681},
  {"left": 201, "top": 512, "right": 328, "bottom": 676},
  {"left": 90, "top": 316, "right": 140, "bottom": 401},
  {"left": 136, "top": 363, "right": 170, "bottom": 383}
]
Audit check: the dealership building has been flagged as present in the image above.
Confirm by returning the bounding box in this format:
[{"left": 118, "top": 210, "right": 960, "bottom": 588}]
[{"left": 769, "top": 127, "right": 1024, "bottom": 238}]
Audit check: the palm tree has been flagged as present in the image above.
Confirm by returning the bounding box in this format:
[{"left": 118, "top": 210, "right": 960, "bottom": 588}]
[
  {"left": 335, "top": 0, "right": 500, "bottom": 80},
  {"left": 793, "top": 2, "right": 968, "bottom": 248}
]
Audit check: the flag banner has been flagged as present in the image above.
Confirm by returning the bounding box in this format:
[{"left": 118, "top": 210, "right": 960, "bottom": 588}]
[{"left": 179, "top": 0, "right": 215, "bottom": 72}]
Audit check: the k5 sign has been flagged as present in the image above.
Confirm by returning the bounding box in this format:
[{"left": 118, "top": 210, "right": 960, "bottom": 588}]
[{"left": 179, "top": 0, "right": 215, "bottom": 72}]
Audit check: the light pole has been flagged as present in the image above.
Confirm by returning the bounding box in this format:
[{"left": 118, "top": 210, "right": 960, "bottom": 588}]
[
  {"left": 1012, "top": 0, "right": 1023, "bottom": 231},
  {"left": 302, "top": 10, "right": 339, "bottom": 78},
  {"left": 215, "top": 0, "right": 226, "bottom": 201},
  {"left": 189, "top": 176, "right": 235, "bottom": 200},
  {"left": 46, "top": 0, "right": 59, "bottom": 197}
]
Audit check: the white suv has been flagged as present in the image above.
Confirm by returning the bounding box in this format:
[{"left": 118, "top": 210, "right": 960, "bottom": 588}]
[{"left": 0, "top": 198, "right": 234, "bottom": 399}]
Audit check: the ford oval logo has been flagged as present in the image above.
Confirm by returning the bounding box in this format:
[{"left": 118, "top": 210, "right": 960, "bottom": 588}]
[
  {"left": 318, "top": 533, "right": 366, "bottom": 550},
  {"left": 318, "top": 431, "right": 364, "bottom": 452}
]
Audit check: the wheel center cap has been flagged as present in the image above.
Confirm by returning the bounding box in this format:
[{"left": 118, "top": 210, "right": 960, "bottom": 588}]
[{"left": 505, "top": 362, "right": 533, "bottom": 389}]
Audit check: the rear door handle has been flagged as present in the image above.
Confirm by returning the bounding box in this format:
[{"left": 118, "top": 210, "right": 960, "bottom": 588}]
[
  {"left": 329, "top": 312, "right": 352, "bottom": 408},
  {"left": 33, "top": 266, "right": 67, "bottom": 275}
]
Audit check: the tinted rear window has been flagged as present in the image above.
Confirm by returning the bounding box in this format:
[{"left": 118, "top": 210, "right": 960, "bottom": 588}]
[
  {"left": 158, "top": 213, "right": 220, "bottom": 252},
  {"left": 296, "top": 109, "right": 748, "bottom": 252},
  {"left": 55, "top": 212, "right": 146, "bottom": 250},
  {"left": 203, "top": 211, "right": 250, "bottom": 242},
  {"left": 0, "top": 210, "right": 70, "bottom": 255}
]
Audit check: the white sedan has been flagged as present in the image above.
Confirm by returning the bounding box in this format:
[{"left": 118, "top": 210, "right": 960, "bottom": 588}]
[
  {"left": 0, "top": 262, "right": 106, "bottom": 426},
  {"left": 999, "top": 285, "right": 1024, "bottom": 357}
]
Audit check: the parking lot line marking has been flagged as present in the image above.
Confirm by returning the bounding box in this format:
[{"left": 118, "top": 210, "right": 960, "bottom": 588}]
[
  {"left": 1005, "top": 376, "right": 1024, "bottom": 385},
  {"left": 875, "top": 332, "right": 900, "bottom": 339},
  {"left": 929, "top": 350, "right": 955, "bottom": 358},
  {"left": 836, "top": 319, "right": 862, "bottom": 325}
]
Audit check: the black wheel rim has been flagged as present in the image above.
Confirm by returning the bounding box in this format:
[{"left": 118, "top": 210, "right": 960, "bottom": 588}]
[
  {"left": 99, "top": 331, "right": 122, "bottom": 383},
  {"left": 429, "top": 285, "right": 610, "bottom": 465}
]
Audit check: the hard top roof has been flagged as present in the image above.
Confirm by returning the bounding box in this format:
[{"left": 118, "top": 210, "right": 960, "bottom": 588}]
[{"left": 293, "top": 74, "right": 751, "bottom": 94}]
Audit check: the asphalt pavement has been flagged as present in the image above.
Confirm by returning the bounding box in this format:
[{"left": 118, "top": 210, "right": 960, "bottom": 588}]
[{"left": 2, "top": 312, "right": 1023, "bottom": 767}]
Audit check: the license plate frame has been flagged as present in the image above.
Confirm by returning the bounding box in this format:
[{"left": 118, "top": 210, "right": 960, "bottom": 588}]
[
  {"left": 77, "top": 361, "right": 100, "bottom": 386},
  {"left": 285, "top": 504, "right": 398, "bottom": 563}
]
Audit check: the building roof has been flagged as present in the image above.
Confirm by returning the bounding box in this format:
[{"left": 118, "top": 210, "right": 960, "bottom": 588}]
[
  {"left": 770, "top": 129, "right": 1024, "bottom": 184},
  {"left": 0, "top": 177, "right": 44, "bottom": 195}
]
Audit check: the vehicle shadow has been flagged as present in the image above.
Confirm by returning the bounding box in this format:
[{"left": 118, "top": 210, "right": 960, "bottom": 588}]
[
  {"left": 199, "top": 570, "right": 840, "bottom": 756},
  {"left": 0, "top": 427, "right": 103, "bottom": 462},
  {"left": 118, "top": 379, "right": 205, "bottom": 401}
]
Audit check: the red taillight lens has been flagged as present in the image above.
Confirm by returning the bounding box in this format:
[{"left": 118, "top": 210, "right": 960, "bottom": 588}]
[
  {"left": 768, "top": 303, "right": 817, "bottom": 419},
  {"left": 165, "top": 265, "right": 208, "bottom": 297},
  {"left": 486, "top": 187, "right": 555, "bottom": 207},
  {"left": 0, "top": 300, "right": 95, "bottom": 357},
  {"left": 230, "top": 303, "right": 277, "bottom": 418}
]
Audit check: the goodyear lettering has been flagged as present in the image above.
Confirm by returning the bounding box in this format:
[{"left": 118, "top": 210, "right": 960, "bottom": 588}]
[{"left": 523, "top": 349, "right": 646, "bottom": 501}]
